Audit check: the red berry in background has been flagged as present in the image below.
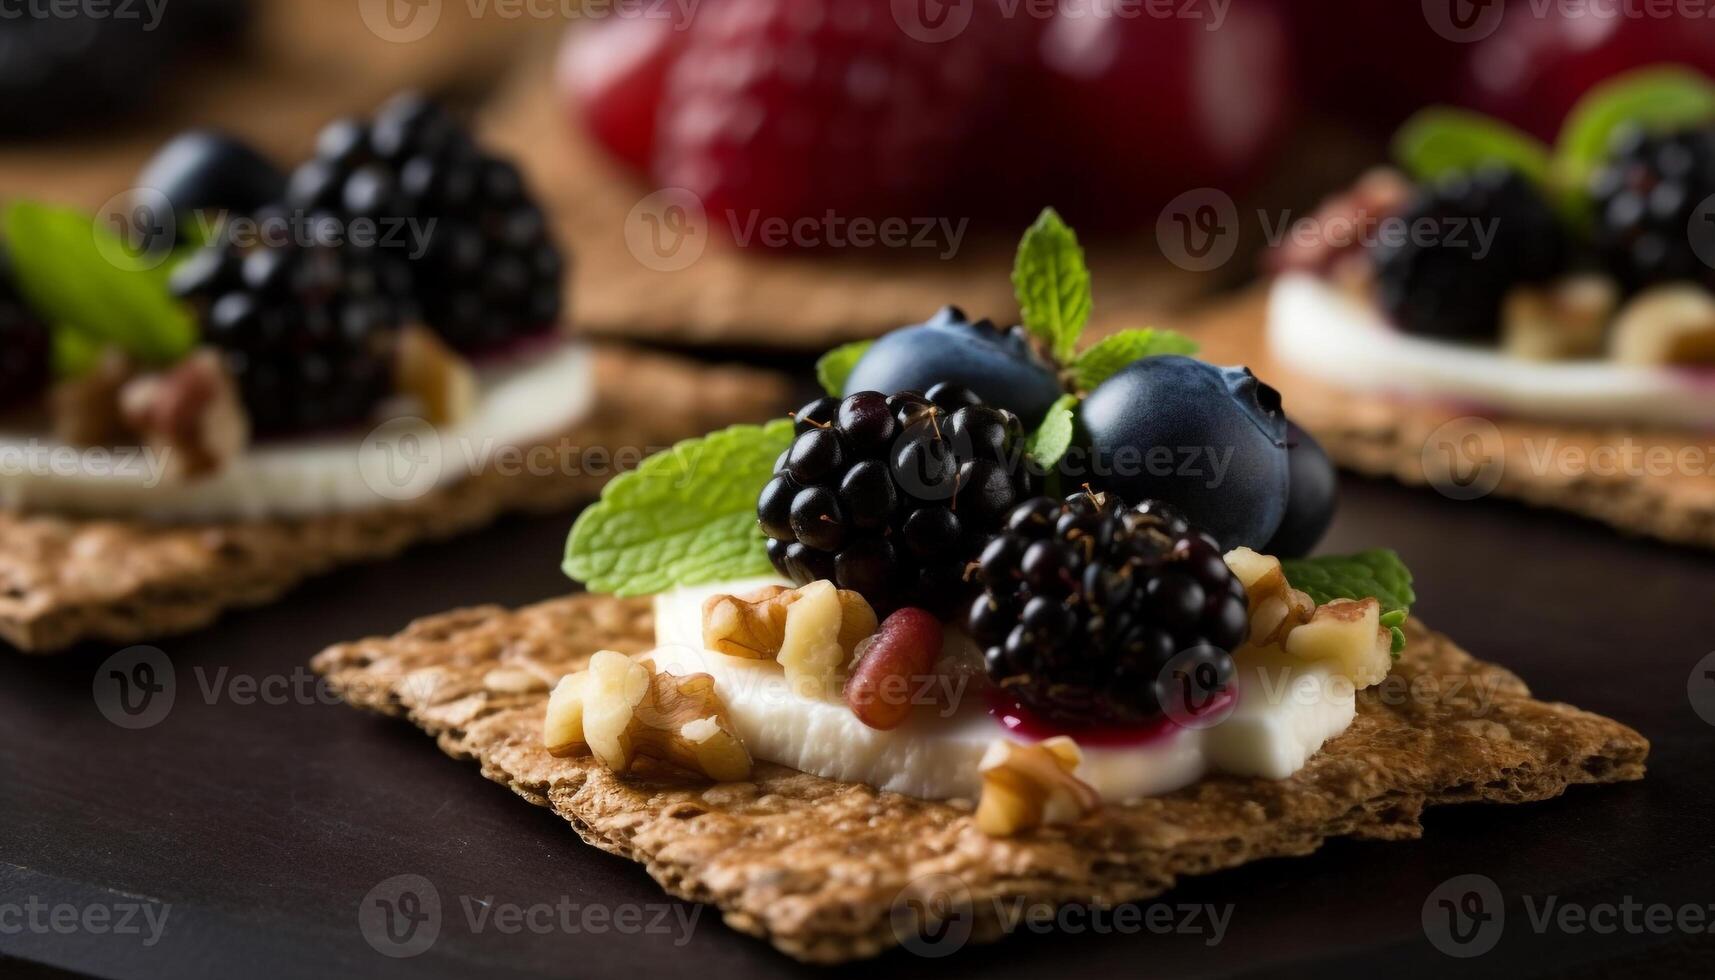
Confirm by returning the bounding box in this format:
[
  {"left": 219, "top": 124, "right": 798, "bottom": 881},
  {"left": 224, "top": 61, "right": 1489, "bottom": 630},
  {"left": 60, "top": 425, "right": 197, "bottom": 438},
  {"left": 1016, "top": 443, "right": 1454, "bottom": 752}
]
[
  {"left": 1038, "top": 0, "right": 1297, "bottom": 228},
  {"left": 650, "top": 0, "right": 1007, "bottom": 245},
  {"left": 1458, "top": 10, "right": 1715, "bottom": 141},
  {"left": 1276, "top": 0, "right": 1473, "bottom": 134},
  {"left": 558, "top": 10, "right": 688, "bottom": 175}
]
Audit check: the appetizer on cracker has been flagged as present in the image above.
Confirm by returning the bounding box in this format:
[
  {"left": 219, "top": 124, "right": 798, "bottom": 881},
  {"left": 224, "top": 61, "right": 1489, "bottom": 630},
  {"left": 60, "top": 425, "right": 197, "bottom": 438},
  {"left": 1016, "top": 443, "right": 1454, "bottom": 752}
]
[
  {"left": 316, "top": 212, "right": 1646, "bottom": 960},
  {"left": 0, "top": 93, "right": 787, "bottom": 652}
]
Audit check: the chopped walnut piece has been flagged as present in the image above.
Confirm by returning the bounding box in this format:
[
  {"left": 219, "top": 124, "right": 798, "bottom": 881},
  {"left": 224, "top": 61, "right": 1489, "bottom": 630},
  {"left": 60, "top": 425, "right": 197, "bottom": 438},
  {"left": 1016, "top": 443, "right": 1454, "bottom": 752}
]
[
  {"left": 395, "top": 325, "right": 477, "bottom": 426},
  {"left": 50, "top": 349, "right": 135, "bottom": 447},
  {"left": 701, "top": 581, "right": 877, "bottom": 696},
  {"left": 1502, "top": 275, "right": 1617, "bottom": 362},
  {"left": 543, "top": 650, "right": 751, "bottom": 782},
  {"left": 975, "top": 737, "right": 1101, "bottom": 837},
  {"left": 120, "top": 349, "right": 250, "bottom": 479}
]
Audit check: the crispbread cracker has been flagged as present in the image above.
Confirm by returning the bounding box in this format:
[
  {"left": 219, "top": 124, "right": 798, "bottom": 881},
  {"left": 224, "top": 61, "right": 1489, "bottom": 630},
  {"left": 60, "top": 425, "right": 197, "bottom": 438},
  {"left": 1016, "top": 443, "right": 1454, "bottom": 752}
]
[
  {"left": 312, "top": 594, "right": 1647, "bottom": 963},
  {"left": 0, "top": 347, "right": 790, "bottom": 653},
  {"left": 1186, "top": 289, "right": 1715, "bottom": 550}
]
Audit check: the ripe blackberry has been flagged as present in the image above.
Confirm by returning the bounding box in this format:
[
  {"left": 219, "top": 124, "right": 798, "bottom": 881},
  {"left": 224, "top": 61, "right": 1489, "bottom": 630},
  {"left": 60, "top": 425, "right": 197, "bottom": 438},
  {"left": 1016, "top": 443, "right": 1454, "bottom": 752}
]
[
  {"left": 0, "top": 250, "right": 50, "bottom": 412},
  {"left": 968, "top": 493, "right": 1248, "bottom": 727},
  {"left": 287, "top": 93, "right": 564, "bottom": 352},
  {"left": 1590, "top": 124, "right": 1715, "bottom": 293},
  {"left": 759, "top": 387, "right": 1034, "bottom": 617},
  {"left": 1372, "top": 167, "right": 1569, "bottom": 342},
  {"left": 171, "top": 220, "right": 408, "bottom": 435}
]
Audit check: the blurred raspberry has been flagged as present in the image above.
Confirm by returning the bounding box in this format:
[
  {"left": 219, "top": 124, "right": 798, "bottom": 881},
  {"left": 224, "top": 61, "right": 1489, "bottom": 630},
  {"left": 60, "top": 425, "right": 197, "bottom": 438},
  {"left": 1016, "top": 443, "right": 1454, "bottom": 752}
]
[
  {"left": 650, "top": 0, "right": 1011, "bottom": 242},
  {"left": 558, "top": 11, "right": 689, "bottom": 175}
]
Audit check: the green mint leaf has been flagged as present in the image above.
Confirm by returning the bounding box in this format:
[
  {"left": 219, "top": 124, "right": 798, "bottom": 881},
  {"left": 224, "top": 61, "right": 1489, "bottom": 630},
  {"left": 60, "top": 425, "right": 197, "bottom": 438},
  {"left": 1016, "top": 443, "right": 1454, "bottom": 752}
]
[
  {"left": 1026, "top": 394, "right": 1078, "bottom": 472},
  {"left": 816, "top": 340, "right": 873, "bottom": 397},
  {"left": 3, "top": 201, "right": 197, "bottom": 367},
  {"left": 1012, "top": 207, "right": 1091, "bottom": 363},
  {"left": 1555, "top": 67, "right": 1715, "bottom": 200},
  {"left": 1071, "top": 328, "right": 1198, "bottom": 392},
  {"left": 563, "top": 419, "right": 794, "bottom": 596},
  {"left": 1282, "top": 550, "right": 1416, "bottom": 655},
  {"left": 1393, "top": 108, "right": 1554, "bottom": 188}
]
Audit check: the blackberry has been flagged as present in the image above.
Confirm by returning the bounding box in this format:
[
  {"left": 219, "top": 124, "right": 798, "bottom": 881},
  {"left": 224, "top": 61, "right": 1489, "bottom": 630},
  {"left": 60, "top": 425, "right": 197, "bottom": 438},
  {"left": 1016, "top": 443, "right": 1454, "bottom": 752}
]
[
  {"left": 286, "top": 93, "right": 564, "bottom": 353},
  {"left": 1590, "top": 124, "right": 1715, "bottom": 293},
  {"left": 0, "top": 250, "right": 50, "bottom": 413},
  {"left": 760, "top": 388, "right": 1034, "bottom": 617},
  {"left": 1372, "top": 167, "right": 1569, "bottom": 342},
  {"left": 171, "top": 218, "right": 408, "bottom": 436},
  {"left": 968, "top": 493, "right": 1248, "bottom": 727}
]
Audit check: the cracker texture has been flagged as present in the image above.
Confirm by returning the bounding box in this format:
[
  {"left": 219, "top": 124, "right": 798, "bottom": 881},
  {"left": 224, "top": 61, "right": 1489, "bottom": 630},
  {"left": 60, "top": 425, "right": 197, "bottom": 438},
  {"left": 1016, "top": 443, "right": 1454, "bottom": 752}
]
[
  {"left": 313, "top": 595, "right": 1647, "bottom": 964},
  {"left": 1190, "top": 290, "right": 1715, "bottom": 550},
  {"left": 0, "top": 348, "right": 790, "bottom": 653}
]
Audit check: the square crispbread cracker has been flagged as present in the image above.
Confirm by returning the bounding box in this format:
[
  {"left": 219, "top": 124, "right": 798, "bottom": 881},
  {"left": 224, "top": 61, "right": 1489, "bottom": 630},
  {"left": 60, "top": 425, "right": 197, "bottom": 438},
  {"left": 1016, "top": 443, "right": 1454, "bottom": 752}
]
[
  {"left": 0, "top": 347, "right": 790, "bottom": 654},
  {"left": 312, "top": 594, "right": 1647, "bottom": 964},
  {"left": 1184, "top": 288, "right": 1715, "bottom": 551}
]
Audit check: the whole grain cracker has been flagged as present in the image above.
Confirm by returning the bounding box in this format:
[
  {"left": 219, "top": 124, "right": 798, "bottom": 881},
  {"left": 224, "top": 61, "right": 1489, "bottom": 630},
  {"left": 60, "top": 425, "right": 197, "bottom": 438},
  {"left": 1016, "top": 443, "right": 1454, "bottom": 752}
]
[
  {"left": 312, "top": 595, "right": 1647, "bottom": 963},
  {"left": 0, "top": 347, "right": 791, "bottom": 653},
  {"left": 1185, "top": 289, "right": 1715, "bottom": 551}
]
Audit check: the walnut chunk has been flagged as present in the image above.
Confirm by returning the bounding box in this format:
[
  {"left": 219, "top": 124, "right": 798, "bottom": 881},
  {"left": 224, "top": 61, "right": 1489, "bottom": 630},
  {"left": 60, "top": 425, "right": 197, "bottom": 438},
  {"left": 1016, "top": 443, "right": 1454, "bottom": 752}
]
[
  {"left": 1502, "top": 275, "right": 1616, "bottom": 362},
  {"left": 50, "top": 349, "right": 135, "bottom": 447},
  {"left": 542, "top": 650, "right": 751, "bottom": 782},
  {"left": 701, "top": 581, "right": 877, "bottom": 696},
  {"left": 119, "top": 349, "right": 250, "bottom": 479},
  {"left": 975, "top": 737, "right": 1101, "bottom": 837},
  {"left": 394, "top": 324, "right": 477, "bottom": 425}
]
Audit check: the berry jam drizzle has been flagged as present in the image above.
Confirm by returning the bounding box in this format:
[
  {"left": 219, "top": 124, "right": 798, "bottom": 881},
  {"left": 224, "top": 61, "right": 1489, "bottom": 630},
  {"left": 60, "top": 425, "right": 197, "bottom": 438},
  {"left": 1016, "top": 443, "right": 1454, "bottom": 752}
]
[{"left": 986, "top": 687, "right": 1238, "bottom": 748}]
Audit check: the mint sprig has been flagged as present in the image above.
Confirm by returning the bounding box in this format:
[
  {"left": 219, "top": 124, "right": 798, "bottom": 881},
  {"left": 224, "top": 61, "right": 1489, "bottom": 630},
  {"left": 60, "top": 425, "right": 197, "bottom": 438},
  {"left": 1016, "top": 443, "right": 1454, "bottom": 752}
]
[
  {"left": 815, "top": 339, "right": 873, "bottom": 397},
  {"left": 1281, "top": 550, "right": 1416, "bottom": 654},
  {"left": 564, "top": 420, "right": 793, "bottom": 595},
  {"left": 1071, "top": 328, "right": 1198, "bottom": 392},
  {"left": 1393, "top": 108, "right": 1553, "bottom": 189},
  {"left": 3, "top": 201, "right": 197, "bottom": 368},
  {"left": 1025, "top": 393, "right": 1077, "bottom": 473},
  {"left": 1012, "top": 207, "right": 1090, "bottom": 364}
]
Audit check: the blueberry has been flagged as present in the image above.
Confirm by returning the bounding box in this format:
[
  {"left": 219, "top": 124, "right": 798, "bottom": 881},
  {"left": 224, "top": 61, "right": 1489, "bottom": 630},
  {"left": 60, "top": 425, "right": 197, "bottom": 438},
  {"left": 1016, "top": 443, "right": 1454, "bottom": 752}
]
[
  {"left": 842, "top": 306, "right": 1063, "bottom": 427},
  {"left": 1264, "top": 420, "right": 1337, "bottom": 558},
  {"left": 134, "top": 131, "right": 285, "bottom": 251},
  {"left": 1075, "top": 356, "right": 1289, "bottom": 550}
]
